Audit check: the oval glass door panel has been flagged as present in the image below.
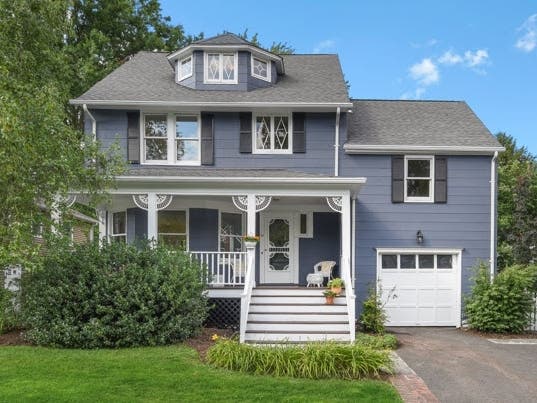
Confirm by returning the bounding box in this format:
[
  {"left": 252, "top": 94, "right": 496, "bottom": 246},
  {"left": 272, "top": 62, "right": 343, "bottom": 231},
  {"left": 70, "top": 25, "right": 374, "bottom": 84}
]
[{"left": 268, "top": 218, "right": 290, "bottom": 271}]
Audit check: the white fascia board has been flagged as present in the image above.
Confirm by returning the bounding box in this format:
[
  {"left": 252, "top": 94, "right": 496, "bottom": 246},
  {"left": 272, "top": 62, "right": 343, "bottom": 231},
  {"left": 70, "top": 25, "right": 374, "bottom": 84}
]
[
  {"left": 69, "top": 99, "right": 354, "bottom": 110},
  {"left": 168, "top": 45, "right": 283, "bottom": 64},
  {"left": 376, "top": 247, "right": 463, "bottom": 254},
  {"left": 343, "top": 144, "right": 505, "bottom": 155}
]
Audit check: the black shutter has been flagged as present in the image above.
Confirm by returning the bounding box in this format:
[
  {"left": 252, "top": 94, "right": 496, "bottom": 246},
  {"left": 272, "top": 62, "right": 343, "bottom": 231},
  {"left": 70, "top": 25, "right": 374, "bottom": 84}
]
[
  {"left": 293, "top": 113, "right": 306, "bottom": 153},
  {"left": 434, "top": 156, "right": 448, "bottom": 203},
  {"left": 127, "top": 112, "right": 140, "bottom": 163},
  {"left": 239, "top": 112, "right": 252, "bottom": 153},
  {"left": 200, "top": 113, "right": 214, "bottom": 165},
  {"left": 392, "top": 156, "right": 405, "bottom": 203}
]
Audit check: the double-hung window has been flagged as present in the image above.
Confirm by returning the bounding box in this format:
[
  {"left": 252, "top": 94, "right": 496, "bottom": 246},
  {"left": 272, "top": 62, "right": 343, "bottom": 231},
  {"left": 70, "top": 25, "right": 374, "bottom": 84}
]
[
  {"left": 220, "top": 212, "right": 244, "bottom": 252},
  {"left": 253, "top": 114, "right": 292, "bottom": 154},
  {"left": 404, "top": 156, "right": 434, "bottom": 202},
  {"left": 111, "top": 211, "right": 126, "bottom": 242},
  {"left": 204, "top": 52, "right": 237, "bottom": 84},
  {"left": 178, "top": 55, "right": 193, "bottom": 81},
  {"left": 158, "top": 210, "right": 187, "bottom": 248},
  {"left": 143, "top": 113, "right": 200, "bottom": 165}
]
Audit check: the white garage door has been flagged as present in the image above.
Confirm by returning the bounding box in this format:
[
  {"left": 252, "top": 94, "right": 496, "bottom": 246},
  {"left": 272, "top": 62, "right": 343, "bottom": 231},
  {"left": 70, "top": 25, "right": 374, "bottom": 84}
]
[{"left": 377, "top": 249, "right": 461, "bottom": 327}]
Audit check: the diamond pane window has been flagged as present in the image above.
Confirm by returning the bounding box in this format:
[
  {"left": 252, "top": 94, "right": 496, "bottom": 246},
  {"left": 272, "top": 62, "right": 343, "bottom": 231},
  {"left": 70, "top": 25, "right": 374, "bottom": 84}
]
[
  {"left": 222, "top": 54, "right": 235, "bottom": 80},
  {"left": 207, "top": 53, "right": 220, "bottom": 81},
  {"left": 205, "top": 52, "right": 236, "bottom": 83},
  {"left": 252, "top": 57, "right": 269, "bottom": 80},
  {"left": 254, "top": 115, "right": 291, "bottom": 153}
]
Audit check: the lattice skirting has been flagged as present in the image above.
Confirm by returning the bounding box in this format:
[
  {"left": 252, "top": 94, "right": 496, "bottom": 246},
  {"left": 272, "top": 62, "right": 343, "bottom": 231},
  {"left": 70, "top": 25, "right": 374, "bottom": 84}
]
[{"left": 205, "top": 298, "right": 240, "bottom": 329}]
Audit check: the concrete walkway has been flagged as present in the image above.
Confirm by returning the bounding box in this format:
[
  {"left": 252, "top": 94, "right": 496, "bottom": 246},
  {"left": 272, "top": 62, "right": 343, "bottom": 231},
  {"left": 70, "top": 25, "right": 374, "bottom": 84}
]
[{"left": 391, "top": 327, "right": 537, "bottom": 403}]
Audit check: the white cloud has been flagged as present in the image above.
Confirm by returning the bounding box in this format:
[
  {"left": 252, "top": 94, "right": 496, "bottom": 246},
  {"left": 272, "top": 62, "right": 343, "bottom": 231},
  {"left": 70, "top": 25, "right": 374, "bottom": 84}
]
[
  {"left": 400, "top": 87, "right": 426, "bottom": 100},
  {"left": 515, "top": 14, "right": 537, "bottom": 52},
  {"left": 464, "top": 49, "right": 489, "bottom": 66},
  {"left": 409, "top": 58, "right": 439, "bottom": 86},
  {"left": 313, "top": 40, "right": 335, "bottom": 54},
  {"left": 438, "top": 50, "right": 463, "bottom": 65}
]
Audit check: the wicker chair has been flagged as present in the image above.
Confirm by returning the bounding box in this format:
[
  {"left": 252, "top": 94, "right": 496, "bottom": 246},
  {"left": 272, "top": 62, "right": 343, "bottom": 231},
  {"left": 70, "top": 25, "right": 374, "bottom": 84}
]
[{"left": 306, "top": 261, "right": 336, "bottom": 287}]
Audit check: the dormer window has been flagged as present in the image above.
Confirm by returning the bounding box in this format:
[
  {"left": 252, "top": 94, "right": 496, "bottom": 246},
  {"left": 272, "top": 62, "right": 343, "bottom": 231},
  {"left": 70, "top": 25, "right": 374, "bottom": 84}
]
[
  {"left": 178, "top": 55, "right": 193, "bottom": 81},
  {"left": 251, "top": 56, "right": 271, "bottom": 82},
  {"left": 204, "top": 52, "right": 238, "bottom": 84}
]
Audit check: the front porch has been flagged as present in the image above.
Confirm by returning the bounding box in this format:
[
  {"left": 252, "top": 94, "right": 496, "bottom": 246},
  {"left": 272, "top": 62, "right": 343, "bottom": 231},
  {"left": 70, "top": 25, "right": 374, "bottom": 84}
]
[{"left": 74, "top": 171, "right": 365, "bottom": 342}]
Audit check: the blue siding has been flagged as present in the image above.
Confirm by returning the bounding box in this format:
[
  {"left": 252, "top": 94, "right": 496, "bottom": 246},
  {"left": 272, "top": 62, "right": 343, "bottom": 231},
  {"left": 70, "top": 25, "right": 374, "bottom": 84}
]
[
  {"left": 299, "top": 213, "right": 340, "bottom": 284},
  {"left": 189, "top": 208, "right": 219, "bottom": 251},
  {"left": 339, "top": 154, "right": 492, "bottom": 314},
  {"left": 86, "top": 109, "right": 129, "bottom": 160}
]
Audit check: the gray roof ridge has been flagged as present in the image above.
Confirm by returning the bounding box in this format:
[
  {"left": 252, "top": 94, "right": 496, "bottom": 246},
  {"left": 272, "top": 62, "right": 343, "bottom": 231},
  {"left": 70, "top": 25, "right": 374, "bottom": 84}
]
[{"left": 350, "top": 98, "right": 464, "bottom": 103}]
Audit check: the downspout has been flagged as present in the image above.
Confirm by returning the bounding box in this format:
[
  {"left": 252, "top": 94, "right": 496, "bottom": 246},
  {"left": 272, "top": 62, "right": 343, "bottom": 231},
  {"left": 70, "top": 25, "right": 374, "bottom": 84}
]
[
  {"left": 490, "top": 151, "right": 499, "bottom": 281},
  {"left": 351, "top": 197, "right": 356, "bottom": 288},
  {"left": 82, "top": 104, "right": 96, "bottom": 140},
  {"left": 334, "top": 107, "right": 341, "bottom": 176}
]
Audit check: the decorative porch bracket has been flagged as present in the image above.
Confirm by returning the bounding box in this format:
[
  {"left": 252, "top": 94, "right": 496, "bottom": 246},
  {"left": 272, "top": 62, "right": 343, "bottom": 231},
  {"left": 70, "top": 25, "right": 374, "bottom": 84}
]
[
  {"left": 326, "top": 196, "right": 342, "bottom": 213},
  {"left": 231, "top": 195, "right": 272, "bottom": 213},
  {"left": 132, "top": 194, "right": 174, "bottom": 244}
]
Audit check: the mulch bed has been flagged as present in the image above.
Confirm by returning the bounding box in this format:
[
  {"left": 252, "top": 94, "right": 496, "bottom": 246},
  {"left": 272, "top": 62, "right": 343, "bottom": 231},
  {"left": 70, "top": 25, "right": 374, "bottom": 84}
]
[
  {"left": 0, "top": 330, "right": 30, "bottom": 346},
  {"left": 184, "top": 327, "right": 236, "bottom": 360},
  {"left": 460, "top": 327, "right": 537, "bottom": 339}
]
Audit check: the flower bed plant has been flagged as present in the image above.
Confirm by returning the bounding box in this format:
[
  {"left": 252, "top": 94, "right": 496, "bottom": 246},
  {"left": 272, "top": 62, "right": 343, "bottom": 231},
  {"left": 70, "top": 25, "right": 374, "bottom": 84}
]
[{"left": 207, "top": 338, "right": 393, "bottom": 380}]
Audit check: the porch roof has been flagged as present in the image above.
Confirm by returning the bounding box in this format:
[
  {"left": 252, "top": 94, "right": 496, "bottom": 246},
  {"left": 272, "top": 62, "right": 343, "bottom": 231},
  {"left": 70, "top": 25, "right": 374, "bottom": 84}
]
[{"left": 114, "top": 168, "right": 366, "bottom": 197}]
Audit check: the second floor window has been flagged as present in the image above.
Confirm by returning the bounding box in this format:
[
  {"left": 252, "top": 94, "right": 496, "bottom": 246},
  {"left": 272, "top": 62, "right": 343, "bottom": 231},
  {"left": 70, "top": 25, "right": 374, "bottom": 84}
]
[
  {"left": 143, "top": 113, "right": 200, "bottom": 165},
  {"left": 405, "top": 156, "right": 434, "bottom": 202},
  {"left": 204, "top": 52, "right": 237, "bottom": 83},
  {"left": 254, "top": 115, "right": 292, "bottom": 154}
]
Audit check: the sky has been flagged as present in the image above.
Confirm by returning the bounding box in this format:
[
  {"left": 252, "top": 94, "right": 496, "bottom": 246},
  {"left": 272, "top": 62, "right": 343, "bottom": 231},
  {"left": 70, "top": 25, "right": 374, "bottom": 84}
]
[{"left": 160, "top": 0, "right": 537, "bottom": 154}]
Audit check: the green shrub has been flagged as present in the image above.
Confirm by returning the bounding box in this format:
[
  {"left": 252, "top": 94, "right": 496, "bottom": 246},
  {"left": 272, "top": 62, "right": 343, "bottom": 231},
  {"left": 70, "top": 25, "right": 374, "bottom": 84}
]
[
  {"left": 207, "top": 339, "right": 392, "bottom": 380},
  {"left": 465, "top": 262, "right": 537, "bottom": 333},
  {"left": 355, "top": 333, "right": 398, "bottom": 350},
  {"left": 21, "top": 240, "right": 209, "bottom": 348},
  {"left": 0, "top": 286, "right": 14, "bottom": 334},
  {"left": 359, "top": 284, "right": 388, "bottom": 334}
]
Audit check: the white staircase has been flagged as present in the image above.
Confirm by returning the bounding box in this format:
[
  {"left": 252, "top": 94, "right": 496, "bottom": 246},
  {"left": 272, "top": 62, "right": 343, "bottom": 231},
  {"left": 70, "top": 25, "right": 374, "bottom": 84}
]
[{"left": 244, "top": 287, "right": 353, "bottom": 344}]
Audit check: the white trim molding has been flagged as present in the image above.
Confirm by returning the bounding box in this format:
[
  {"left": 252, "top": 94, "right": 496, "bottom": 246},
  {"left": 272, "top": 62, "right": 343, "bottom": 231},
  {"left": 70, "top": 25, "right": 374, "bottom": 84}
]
[
  {"left": 344, "top": 144, "right": 506, "bottom": 155},
  {"left": 177, "top": 54, "right": 193, "bottom": 81},
  {"left": 251, "top": 55, "right": 271, "bottom": 82}
]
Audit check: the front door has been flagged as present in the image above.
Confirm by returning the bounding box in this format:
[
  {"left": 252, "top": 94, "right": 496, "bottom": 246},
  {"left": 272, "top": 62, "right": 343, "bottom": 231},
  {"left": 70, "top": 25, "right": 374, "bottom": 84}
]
[{"left": 261, "top": 214, "right": 297, "bottom": 284}]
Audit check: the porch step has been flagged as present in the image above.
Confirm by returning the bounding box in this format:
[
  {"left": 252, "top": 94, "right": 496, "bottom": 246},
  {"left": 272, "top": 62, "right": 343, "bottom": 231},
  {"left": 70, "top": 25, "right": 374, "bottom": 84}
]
[{"left": 244, "top": 286, "right": 352, "bottom": 344}]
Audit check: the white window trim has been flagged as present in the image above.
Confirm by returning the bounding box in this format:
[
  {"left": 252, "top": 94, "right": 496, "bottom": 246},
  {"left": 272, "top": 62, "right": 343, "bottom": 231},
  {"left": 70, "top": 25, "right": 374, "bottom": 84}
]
[
  {"left": 252, "top": 113, "right": 293, "bottom": 154},
  {"left": 203, "top": 52, "right": 238, "bottom": 84},
  {"left": 141, "top": 112, "right": 201, "bottom": 166},
  {"left": 177, "top": 55, "right": 193, "bottom": 81},
  {"left": 404, "top": 155, "right": 434, "bottom": 203},
  {"left": 109, "top": 211, "right": 127, "bottom": 242},
  {"left": 296, "top": 212, "right": 313, "bottom": 238},
  {"left": 251, "top": 55, "right": 271, "bottom": 82},
  {"left": 158, "top": 209, "right": 189, "bottom": 250},
  {"left": 218, "top": 210, "right": 246, "bottom": 252}
]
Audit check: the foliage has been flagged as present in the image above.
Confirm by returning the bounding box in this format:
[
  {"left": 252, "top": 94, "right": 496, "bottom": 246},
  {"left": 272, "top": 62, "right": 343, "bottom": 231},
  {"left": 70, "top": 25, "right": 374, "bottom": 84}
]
[
  {"left": 0, "top": 286, "right": 16, "bottom": 334},
  {"left": 355, "top": 333, "right": 398, "bottom": 350},
  {"left": 21, "top": 240, "right": 209, "bottom": 348},
  {"left": 236, "top": 29, "right": 295, "bottom": 54},
  {"left": 207, "top": 339, "right": 392, "bottom": 380},
  {"left": 0, "top": 346, "right": 401, "bottom": 402},
  {"left": 496, "top": 133, "right": 537, "bottom": 268},
  {"left": 465, "top": 262, "right": 537, "bottom": 333},
  {"left": 328, "top": 278, "right": 345, "bottom": 288},
  {"left": 359, "top": 284, "right": 390, "bottom": 335},
  {"left": 323, "top": 290, "right": 338, "bottom": 297},
  {"left": 0, "top": 0, "right": 123, "bottom": 270}
]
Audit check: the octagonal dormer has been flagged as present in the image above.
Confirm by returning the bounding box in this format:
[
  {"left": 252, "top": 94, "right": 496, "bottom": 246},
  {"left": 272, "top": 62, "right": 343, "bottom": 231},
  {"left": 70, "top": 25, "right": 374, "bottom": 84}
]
[{"left": 166, "top": 33, "right": 284, "bottom": 91}]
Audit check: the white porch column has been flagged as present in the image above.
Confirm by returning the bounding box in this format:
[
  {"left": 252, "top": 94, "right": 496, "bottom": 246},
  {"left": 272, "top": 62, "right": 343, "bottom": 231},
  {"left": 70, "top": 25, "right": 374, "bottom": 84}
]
[
  {"left": 96, "top": 208, "right": 107, "bottom": 243},
  {"left": 340, "top": 194, "right": 356, "bottom": 342},
  {"left": 146, "top": 192, "right": 158, "bottom": 244},
  {"left": 246, "top": 194, "right": 256, "bottom": 236}
]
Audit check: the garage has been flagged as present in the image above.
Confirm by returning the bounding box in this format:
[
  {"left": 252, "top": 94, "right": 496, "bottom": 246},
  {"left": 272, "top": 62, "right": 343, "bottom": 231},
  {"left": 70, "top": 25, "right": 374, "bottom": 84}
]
[{"left": 376, "top": 249, "right": 461, "bottom": 327}]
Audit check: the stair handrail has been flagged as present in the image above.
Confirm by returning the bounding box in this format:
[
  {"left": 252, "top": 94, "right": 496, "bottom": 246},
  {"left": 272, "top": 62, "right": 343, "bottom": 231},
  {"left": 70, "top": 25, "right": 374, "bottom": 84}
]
[
  {"left": 341, "top": 255, "right": 356, "bottom": 343},
  {"left": 239, "top": 242, "right": 256, "bottom": 343}
]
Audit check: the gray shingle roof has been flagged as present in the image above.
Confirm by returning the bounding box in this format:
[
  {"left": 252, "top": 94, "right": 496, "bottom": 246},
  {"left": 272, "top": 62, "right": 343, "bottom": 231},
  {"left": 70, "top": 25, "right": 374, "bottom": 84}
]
[
  {"left": 346, "top": 100, "right": 502, "bottom": 149},
  {"left": 193, "top": 33, "right": 252, "bottom": 46},
  {"left": 71, "top": 52, "right": 350, "bottom": 105},
  {"left": 122, "top": 167, "right": 329, "bottom": 178}
]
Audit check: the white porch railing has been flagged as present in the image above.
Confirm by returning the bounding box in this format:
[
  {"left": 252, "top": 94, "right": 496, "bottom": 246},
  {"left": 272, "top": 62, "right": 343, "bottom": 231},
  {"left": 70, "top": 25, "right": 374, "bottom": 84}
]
[
  {"left": 189, "top": 251, "right": 247, "bottom": 287},
  {"left": 239, "top": 242, "right": 257, "bottom": 343},
  {"left": 340, "top": 255, "right": 356, "bottom": 342}
]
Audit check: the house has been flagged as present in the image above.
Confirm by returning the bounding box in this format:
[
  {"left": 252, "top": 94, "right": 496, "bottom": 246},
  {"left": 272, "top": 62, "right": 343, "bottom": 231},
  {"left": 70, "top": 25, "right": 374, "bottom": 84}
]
[{"left": 69, "top": 33, "right": 504, "bottom": 343}]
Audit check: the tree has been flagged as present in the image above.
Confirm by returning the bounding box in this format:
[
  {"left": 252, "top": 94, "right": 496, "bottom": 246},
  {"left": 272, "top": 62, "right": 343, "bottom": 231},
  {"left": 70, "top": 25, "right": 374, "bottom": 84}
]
[
  {"left": 496, "top": 133, "right": 537, "bottom": 267},
  {"left": 237, "top": 29, "right": 295, "bottom": 54},
  {"left": 0, "top": 0, "right": 123, "bottom": 269}
]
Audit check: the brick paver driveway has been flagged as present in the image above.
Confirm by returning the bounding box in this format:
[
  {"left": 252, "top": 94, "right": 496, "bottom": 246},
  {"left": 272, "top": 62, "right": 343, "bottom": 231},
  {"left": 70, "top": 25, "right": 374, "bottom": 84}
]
[{"left": 391, "top": 327, "right": 537, "bottom": 403}]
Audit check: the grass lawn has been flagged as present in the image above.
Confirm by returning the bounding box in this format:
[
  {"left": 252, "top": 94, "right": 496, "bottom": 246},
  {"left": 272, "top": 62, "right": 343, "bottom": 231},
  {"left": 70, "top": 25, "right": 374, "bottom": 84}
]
[{"left": 0, "top": 345, "right": 401, "bottom": 402}]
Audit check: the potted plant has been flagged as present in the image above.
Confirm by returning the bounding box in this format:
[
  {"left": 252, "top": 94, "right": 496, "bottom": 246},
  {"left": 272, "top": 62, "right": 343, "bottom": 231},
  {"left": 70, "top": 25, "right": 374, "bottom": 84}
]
[
  {"left": 242, "top": 235, "right": 260, "bottom": 248},
  {"left": 328, "top": 278, "right": 344, "bottom": 295},
  {"left": 323, "top": 290, "right": 338, "bottom": 305}
]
